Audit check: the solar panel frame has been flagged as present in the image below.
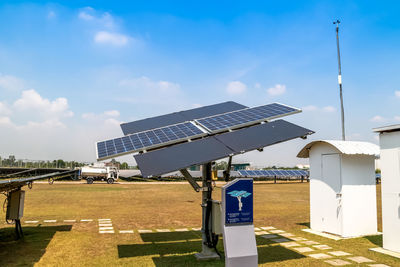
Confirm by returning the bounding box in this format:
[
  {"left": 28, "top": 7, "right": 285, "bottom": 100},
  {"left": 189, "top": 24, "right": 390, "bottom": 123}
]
[
  {"left": 238, "top": 169, "right": 309, "bottom": 178},
  {"left": 195, "top": 103, "right": 301, "bottom": 134},
  {"left": 96, "top": 121, "right": 207, "bottom": 160}
]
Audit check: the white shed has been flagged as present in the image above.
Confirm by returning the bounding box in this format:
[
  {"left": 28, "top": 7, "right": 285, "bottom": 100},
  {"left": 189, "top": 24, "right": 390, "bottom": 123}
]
[
  {"left": 297, "top": 140, "right": 379, "bottom": 237},
  {"left": 374, "top": 124, "right": 400, "bottom": 253}
]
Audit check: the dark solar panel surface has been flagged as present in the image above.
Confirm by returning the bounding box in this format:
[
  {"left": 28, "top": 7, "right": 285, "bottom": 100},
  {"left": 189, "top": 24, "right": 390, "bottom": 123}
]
[
  {"left": 196, "top": 103, "right": 299, "bottom": 132},
  {"left": 97, "top": 122, "right": 205, "bottom": 159},
  {"left": 120, "top": 101, "right": 247, "bottom": 135},
  {"left": 238, "top": 170, "right": 309, "bottom": 177}
]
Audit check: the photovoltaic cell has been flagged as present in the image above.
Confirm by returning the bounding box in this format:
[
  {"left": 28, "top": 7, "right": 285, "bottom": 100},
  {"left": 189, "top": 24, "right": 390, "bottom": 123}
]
[
  {"left": 97, "top": 122, "right": 206, "bottom": 160},
  {"left": 196, "top": 103, "right": 300, "bottom": 133}
]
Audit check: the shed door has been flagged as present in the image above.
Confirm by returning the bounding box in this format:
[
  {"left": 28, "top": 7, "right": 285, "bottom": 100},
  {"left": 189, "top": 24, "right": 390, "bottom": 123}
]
[{"left": 321, "top": 154, "right": 342, "bottom": 235}]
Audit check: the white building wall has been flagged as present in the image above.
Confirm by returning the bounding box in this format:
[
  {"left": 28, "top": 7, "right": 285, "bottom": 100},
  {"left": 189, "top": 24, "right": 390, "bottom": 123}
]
[
  {"left": 379, "top": 131, "right": 400, "bottom": 252},
  {"left": 341, "top": 155, "right": 378, "bottom": 237},
  {"left": 309, "top": 143, "right": 341, "bottom": 233}
]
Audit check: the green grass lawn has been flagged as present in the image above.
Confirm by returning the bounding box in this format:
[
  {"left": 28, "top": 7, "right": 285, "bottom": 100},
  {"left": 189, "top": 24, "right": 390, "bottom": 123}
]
[{"left": 0, "top": 182, "right": 398, "bottom": 266}]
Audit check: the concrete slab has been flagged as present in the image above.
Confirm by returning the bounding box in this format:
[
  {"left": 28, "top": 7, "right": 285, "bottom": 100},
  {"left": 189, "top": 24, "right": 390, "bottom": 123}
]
[
  {"left": 328, "top": 251, "right": 352, "bottom": 256},
  {"left": 260, "top": 234, "right": 279, "bottom": 239},
  {"left": 63, "top": 220, "right": 76, "bottom": 223},
  {"left": 291, "top": 237, "right": 308, "bottom": 241},
  {"left": 293, "top": 247, "right": 314, "bottom": 253},
  {"left": 324, "top": 259, "right": 352, "bottom": 266},
  {"left": 280, "top": 233, "right": 295, "bottom": 237},
  {"left": 138, "top": 229, "right": 153, "bottom": 233},
  {"left": 99, "top": 230, "right": 114, "bottom": 234},
  {"left": 191, "top": 227, "right": 201, "bottom": 231},
  {"left": 347, "top": 256, "right": 374, "bottom": 263},
  {"left": 156, "top": 229, "right": 171, "bottom": 232},
  {"left": 308, "top": 253, "right": 333, "bottom": 259},
  {"left": 313, "top": 244, "right": 332, "bottom": 250},
  {"left": 367, "top": 264, "right": 391, "bottom": 267},
  {"left": 254, "top": 227, "right": 261, "bottom": 231},
  {"left": 119, "top": 230, "right": 134, "bottom": 234},
  {"left": 280, "top": 242, "right": 301, "bottom": 248},
  {"left": 302, "top": 240, "right": 320, "bottom": 245},
  {"left": 175, "top": 228, "right": 189, "bottom": 232},
  {"left": 43, "top": 220, "right": 56, "bottom": 223},
  {"left": 99, "top": 224, "right": 113, "bottom": 227},
  {"left": 255, "top": 231, "right": 269, "bottom": 236},
  {"left": 99, "top": 227, "right": 114, "bottom": 230},
  {"left": 261, "top": 226, "right": 276, "bottom": 230},
  {"left": 24, "top": 221, "right": 39, "bottom": 223},
  {"left": 80, "top": 219, "right": 93, "bottom": 222},
  {"left": 269, "top": 229, "right": 285, "bottom": 234},
  {"left": 370, "top": 247, "right": 400, "bottom": 259}
]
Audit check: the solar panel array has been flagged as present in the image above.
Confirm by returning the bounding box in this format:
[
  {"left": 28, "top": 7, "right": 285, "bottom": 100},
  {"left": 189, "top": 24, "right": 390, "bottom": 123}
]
[
  {"left": 97, "top": 122, "right": 205, "bottom": 159},
  {"left": 238, "top": 170, "right": 309, "bottom": 177},
  {"left": 97, "top": 102, "right": 302, "bottom": 160},
  {"left": 196, "top": 103, "right": 299, "bottom": 133}
]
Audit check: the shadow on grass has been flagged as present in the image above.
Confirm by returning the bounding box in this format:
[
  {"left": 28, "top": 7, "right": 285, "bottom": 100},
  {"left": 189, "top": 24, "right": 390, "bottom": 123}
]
[
  {"left": 119, "top": 232, "right": 305, "bottom": 265},
  {"left": 297, "top": 222, "right": 310, "bottom": 228},
  {"left": 364, "top": 234, "right": 383, "bottom": 247},
  {"left": 0, "top": 224, "right": 72, "bottom": 267}
]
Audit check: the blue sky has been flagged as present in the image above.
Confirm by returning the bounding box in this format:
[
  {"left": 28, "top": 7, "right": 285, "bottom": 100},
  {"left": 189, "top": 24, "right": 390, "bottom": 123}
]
[{"left": 0, "top": 1, "right": 399, "bottom": 166}]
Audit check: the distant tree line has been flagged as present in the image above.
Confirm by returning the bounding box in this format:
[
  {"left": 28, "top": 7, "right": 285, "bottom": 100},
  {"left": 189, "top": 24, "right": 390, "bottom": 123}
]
[{"left": 0, "top": 155, "right": 137, "bottom": 170}]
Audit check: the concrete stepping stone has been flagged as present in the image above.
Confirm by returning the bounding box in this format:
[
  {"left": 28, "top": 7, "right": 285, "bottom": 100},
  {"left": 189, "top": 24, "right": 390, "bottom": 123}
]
[
  {"left": 269, "top": 229, "right": 285, "bottom": 234},
  {"left": 271, "top": 238, "right": 291, "bottom": 243},
  {"left": 98, "top": 218, "right": 111, "bottom": 221},
  {"left": 138, "top": 229, "right": 153, "bottom": 233},
  {"left": 119, "top": 230, "right": 134, "bottom": 234},
  {"left": 99, "top": 230, "right": 114, "bottom": 234},
  {"left": 63, "top": 220, "right": 76, "bottom": 223},
  {"left": 368, "top": 264, "right": 391, "bottom": 267},
  {"left": 99, "top": 224, "right": 113, "bottom": 227},
  {"left": 254, "top": 227, "right": 261, "bottom": 231},
  {"left": 261, "top": 226, "right": 276, "bottom": 230},
  {"left": 43, "top": 220, "right": 57, "bottom": 223},
  {"left": 175, "top": 228, "right": 189, "bottom": 232},
  {"left": 25, "top": 221, "right": 39, "bottom": 223},
  {"left": 293, "top": 247, "right": 314, "bottom": 253},
  {"left": 328, "top": 251, "right": 351, "bottom": 257},
  {"left": 156, "top": 229, "right": 171, "bottom": 232},
  {"left": 347, "top": 256, "right": 374, "bottom": 263},
  {"left": 280, "top": 242, "right": 301, "bottom": 248},
  {"left": 313, "top": 244, "right": 332, "bottom": 250},
  {"left": 302, "top": 240, "right": 320, "bottom": 245},
  {"left": 261, "top": 234, "right": 278, "bottom": 239},
  {"left": 255, "top": 231, "right": 269, "bottom": 236},
  {"left": 191, "top": 227, "right": 201, "bottom": 231},
  {"left": 308, "top": 253, "right": 333, "bottom": 259},
  {"left": 80, "top": 219, "right": 93, "bottom": 222},
  {"left": 324, "top": 259, "right": 352, "bottom": 266},
  {"left": 99, "top": 227, "right": 113, "bottom": 230}
]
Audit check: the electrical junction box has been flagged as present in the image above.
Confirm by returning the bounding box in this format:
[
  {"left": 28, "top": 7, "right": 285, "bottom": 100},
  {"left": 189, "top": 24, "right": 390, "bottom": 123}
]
[
  {"left": 212, "top": 200, "right": 222, "bottom": 235},
  {"left": 6, "top": 190, "right": 25, "bottom": 220}
]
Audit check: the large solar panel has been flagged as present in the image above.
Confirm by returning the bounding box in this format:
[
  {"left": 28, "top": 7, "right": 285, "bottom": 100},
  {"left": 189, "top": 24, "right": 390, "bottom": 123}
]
[
  {"left": 195, "top": 103, "right": 300, "bottom": 133},
  {"left": 97, "top": 122, "right": 206, "bottom": 160},
  {"left": 238, "top": 170, "right": 309, "bottom": 177},
  {"left": 120, "top": 101, "right": 247, "bottom": 135}
]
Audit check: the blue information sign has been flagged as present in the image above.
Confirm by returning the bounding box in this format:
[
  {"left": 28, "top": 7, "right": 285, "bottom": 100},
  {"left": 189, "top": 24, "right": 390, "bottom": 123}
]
[{"left": 223, "top": 178, "right": 253, "bottom": 225}]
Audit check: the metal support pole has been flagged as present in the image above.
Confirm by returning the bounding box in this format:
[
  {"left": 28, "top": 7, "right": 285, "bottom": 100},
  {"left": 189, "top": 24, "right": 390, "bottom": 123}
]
[
  {"left": 334, "top": 19, "right": 346, "bottom": 141},
  {"left": 195, "top": 162, "right": 219, "bottom": 260}
]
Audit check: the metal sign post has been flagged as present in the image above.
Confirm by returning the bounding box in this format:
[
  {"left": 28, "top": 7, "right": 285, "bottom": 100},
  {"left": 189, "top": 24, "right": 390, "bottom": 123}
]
[{"left": 222, "top": 178, "right": 258, "bottom": 266}]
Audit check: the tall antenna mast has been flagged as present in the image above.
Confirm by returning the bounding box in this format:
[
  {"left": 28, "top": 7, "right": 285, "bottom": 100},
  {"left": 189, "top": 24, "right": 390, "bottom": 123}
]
[{"left": 334, "top": 19, "right": 346, "bottom": 141}]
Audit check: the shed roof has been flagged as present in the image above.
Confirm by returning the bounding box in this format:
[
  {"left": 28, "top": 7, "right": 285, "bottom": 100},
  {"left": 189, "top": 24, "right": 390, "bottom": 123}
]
[
  {"left": 373, "top": 124, "right": 400, "bottom": 133},
  {"left": 297, "top": 140, "right": 380, "bottom": 158}
]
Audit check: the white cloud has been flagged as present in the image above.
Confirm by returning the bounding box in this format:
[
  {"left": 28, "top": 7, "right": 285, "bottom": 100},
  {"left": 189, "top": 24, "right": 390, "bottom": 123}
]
[
  {"left": 0, "top": 74, "right": 24, "bottom": 91},
  {"left": 302, "top": 105, "right": 318, "bottom": 111},
  {"left": 78, "top": 7, "right": 95, "bottom": 20},
  {"left": 267, "top": 84, "right": 286, "bottom": 96},
  {"left": 395, "top": 91, "right": 400, "bottom": 98},
  {"left": 322, "top": 106, "right": 336, "bottom": 112},
  {"left": 104, "top": 110, "right": 120, "bottom": 117},
  {"left": 192, "top": 103, "right": 202, "bottom": 108},
  {"left": 13, "top": 89, "right": 73, "bottom": 118},
  {"left": 226, "top": 81, "right": 247, "bottom": 95},
  {"left": 94, "top": 31, "right": 129, "bottom": 46},
  {"left": 370, "top": 115, "right": 386, "bottom": 122},
  {"left": 394, "top": 116, "right": 400, "bottom": 121},
  {"left": 119, "top": 76, "right": 180, "bottom": 94},
  {"left": 0, "top": 102, "right": 11, "bottom": 115},
  {"left": 0, "top": 116, "right": 12, "bottom": 125},
  {"left": 254, "top": 83, "right": 261, "bottom": 89}
]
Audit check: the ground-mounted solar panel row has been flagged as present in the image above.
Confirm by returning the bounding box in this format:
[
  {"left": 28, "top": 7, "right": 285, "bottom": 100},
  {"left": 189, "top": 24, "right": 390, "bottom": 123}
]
[
  {"left": 97, "top": 122, "right": 205, "bottom": 159},
  {"left": 238, "top": 170, "right": 309, "bottom": 177},
  {"left": 195, "top": 103, "right": 299, "bottom": 132}
]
